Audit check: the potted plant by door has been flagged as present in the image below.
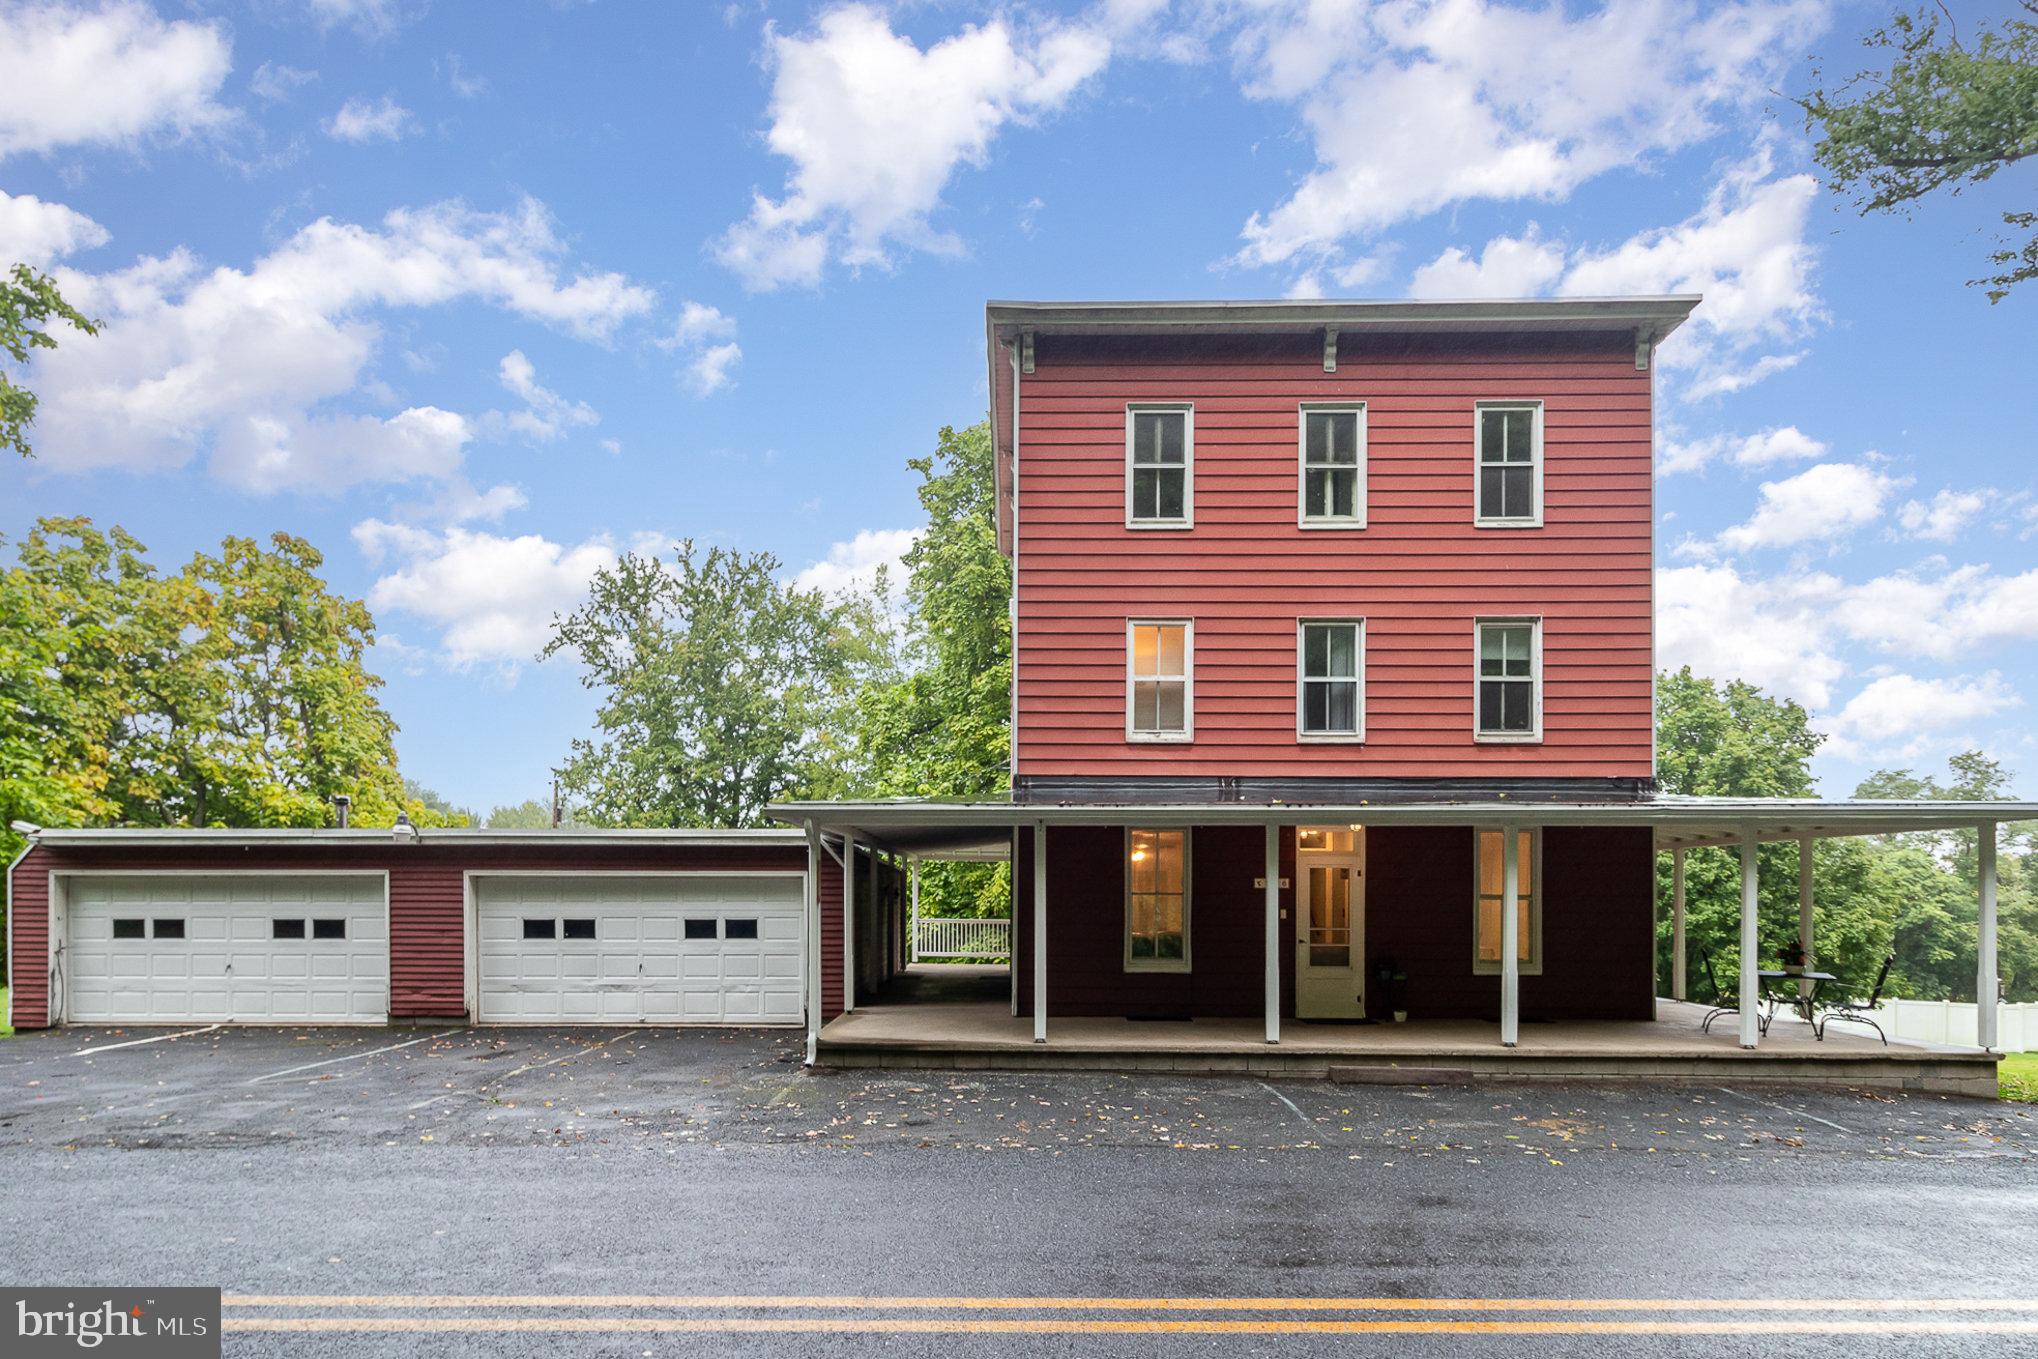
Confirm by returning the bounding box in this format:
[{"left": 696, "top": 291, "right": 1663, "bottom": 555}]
[{"left": 1373, "top": 957, "right": 1409, "bottom": 1023}]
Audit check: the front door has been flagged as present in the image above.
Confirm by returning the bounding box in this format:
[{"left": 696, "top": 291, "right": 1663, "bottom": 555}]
[{"left": 1295, "top": 827, "right": 1365, "bottom": 1019}]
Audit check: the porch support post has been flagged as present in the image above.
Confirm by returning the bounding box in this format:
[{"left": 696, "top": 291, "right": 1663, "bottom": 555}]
[
  {"left": 1032, "top": 821, "right": 1048, "bottom": 1045},
  {"left": 909, "top": 858, "right": 920, "bottom": 966},
  {"left": 842, "top": 833, "right": 858, "bottom": 1013},
  {"left": 1797, "top": 835, "right": 1815, "bottom": 1005},
  {"left": 1979, "top": 821, "right": 2000, "bottom": 1052},
  {"left": 1670, "top": 847, "right": 1687, "bottom": 1002},
  {"left": 1500, "top": 824, "right": 1520, "bottom": 1048},
  {"left": 802, "top": 820, "right": 821, "bottom": 1066},
  {"left": 1264, "top": 823, "right": 1280, "bottom": 1045},
  {"left": 1738, "top": 827, "right": 1761, "bottom": 1049}
]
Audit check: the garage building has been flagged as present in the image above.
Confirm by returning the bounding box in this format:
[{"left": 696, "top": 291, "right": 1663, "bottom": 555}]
[{"left": 5, "top": 826, "right": 906, "bottom": 1034}]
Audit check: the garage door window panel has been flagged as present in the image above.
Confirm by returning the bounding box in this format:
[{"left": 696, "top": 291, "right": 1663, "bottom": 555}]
[
  {"left": 522, "top": 918, "right": 557, "bottom": 940},
  {"left": 112, "top": 918, "right": 145, "bottom": 939},
  {"left": 725, "top": 918, "right": 759, "bottom": 939},
  {"left": 684, "top": 918, "right": 717, "bottom": 940},
  {"left": 562, "top": 918, "right": 597, "bottom": 940},
  {"left": 312, "top": 918, "right": 346, "bottom": 940},
  {"left": 153, "top": 918, "right": 185, "bottom": 939},
  {"left": 272, "top": 919, "right": 306, "bottom": 939}
]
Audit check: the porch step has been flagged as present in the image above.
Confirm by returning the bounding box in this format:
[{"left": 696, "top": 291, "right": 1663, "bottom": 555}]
[{"left": 813, "top": 1039, "right": 1999, "bottom": 1098}]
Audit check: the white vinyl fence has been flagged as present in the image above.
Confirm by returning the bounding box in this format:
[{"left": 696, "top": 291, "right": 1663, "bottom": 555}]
[
  {"left": 912, "top": 916, "right": 1012, "bottom": 961},
  {"left": 1860, "top": 998, "right": 2038, "bottom": 1050}
]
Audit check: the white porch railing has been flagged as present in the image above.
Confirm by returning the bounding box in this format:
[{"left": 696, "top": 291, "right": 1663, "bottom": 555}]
[{"left": 913, "top": 916, "right": 1012, "bottom": 961}]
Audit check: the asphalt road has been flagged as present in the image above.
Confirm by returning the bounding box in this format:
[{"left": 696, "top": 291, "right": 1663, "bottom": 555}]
[{"left": 3, "top": 1024, "right": 2035, "bottom": 1357}]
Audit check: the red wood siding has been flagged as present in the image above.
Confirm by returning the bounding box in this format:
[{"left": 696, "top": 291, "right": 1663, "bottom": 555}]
[
  {"left": 5, "top": 840, "right": 808, "bottom": 1029},
  {"left": 1013, "top": 823, "right": 1653, "bottom": 1021},
  {"left": 821, "top": 850, "right": 844, "bottom": 1020},
  {"left": 1014, "top": 332, "right": 1653, "bottom": 779},
  {"left": 7, "top": 845, "right": 53, "bottom": 1029}
]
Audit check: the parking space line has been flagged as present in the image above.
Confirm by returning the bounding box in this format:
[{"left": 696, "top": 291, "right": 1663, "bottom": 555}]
[
  {"left": 1713, "top": 1086, "right": 1856, "bottom": 1135},
  {"left": 487, "top": 1030, "right": 643, "bottom": 1085},
  {"left": 64, "top": 1026, "right": 223, "bottom": 1057},
  {"left": 245, "top": 1031, "right": 467, "bottom": 1085}
]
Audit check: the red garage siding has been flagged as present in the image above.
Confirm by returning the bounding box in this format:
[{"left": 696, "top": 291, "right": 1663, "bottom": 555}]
[
  {"left": 6, "top": 839, "right": 809, "bottom": 1029},
  {"left": 1012, "top": 331, "right": 1654, "bottom": 781}
]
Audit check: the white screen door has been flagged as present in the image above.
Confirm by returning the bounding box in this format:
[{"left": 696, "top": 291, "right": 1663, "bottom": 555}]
[{"left": 1295, "top": 827, "right": 1365, "bottom": 1020}]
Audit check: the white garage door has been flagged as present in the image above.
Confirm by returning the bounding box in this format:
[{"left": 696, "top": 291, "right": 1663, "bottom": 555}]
[
  {"left": 66, "top": 875, "right": 388, "bottom": 1024},
  {"left": 477, "top": 875, "right": 804, "bottom": 1025}
]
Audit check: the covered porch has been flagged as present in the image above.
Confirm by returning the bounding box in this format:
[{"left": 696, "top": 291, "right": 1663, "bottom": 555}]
[
  {"left": 774, "top": 794, "right": 2035, "bottom": 1095},
  {"left": 817, "top": 971, "right": 1996, "bottom": 1094}
]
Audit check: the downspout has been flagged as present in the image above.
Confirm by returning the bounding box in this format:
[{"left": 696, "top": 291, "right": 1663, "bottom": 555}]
[{"left": 802, "top": 819, "right": 827, "bottom": 1065}]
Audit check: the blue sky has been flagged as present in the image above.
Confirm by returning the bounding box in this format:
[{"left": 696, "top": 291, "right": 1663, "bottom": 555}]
[{"left": 3, "top": 0, "right": 2035, "bottom": 813}]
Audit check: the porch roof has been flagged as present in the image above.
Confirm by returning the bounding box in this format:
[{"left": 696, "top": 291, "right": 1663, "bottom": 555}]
[{"left": 767, "top": 795, "right": 2038, "bottom": 860}]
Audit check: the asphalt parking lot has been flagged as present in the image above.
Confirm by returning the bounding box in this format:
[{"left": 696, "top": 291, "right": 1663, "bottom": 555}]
[
  {"left": 4, "top": 1021, "right": 2036, "bottom": 1157},
  {"left": 5, "top": 1026, "right": 2038, "bottom": 1358}
]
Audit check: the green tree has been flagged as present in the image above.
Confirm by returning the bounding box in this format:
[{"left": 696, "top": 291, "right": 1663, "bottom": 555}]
[
  {"left": 486, "top": 798, "right": 562, "bottom": 829},
  {"left": 1, "top": 263, "right": 99, "bottom": 459},
  {"left": 403, "top": 780, "right": 474, "bottom": 826},
  {"left": 1798, "top": 3, "right": 2038, "bottom": 301},
  {"left": 543, "top": 540, "right": 867, "bottom": 828},
  {"left": 845, "top": 422, "right": 1013, "bottom": 919}
]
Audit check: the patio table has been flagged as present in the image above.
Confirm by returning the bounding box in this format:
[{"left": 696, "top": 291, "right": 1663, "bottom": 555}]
[{"left": 1759, "top": 969, "right": 1837, "bottom": 1037}]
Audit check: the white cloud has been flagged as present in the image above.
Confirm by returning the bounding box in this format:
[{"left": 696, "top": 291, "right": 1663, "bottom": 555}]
[
  {"left": 0, "top": 1, "right": 234, "bottom": 158},
  {"left": 1659, "top": 558, "right": 2038, "bottom": 720},
  {"left": 0, "top": 188, "right": 109, "bottom": 266},
  {"left": 308, "top": 0, "right": 408, "bottom": 37},
  {"left": 441, "top": 53, "right": 486, "bottom": 99},
  {"left": 716, "top": 4, "right": 1109, "bottom": 289},
  {"left": 1559, "top": 143, "right": 1820, "bottom": 397},
  {"left": 355, "top": 521, "right": 630, "bottom": 666},
  {"left": 251, "top": 62, "right": 318, "bottom": 103},
  {"left": 1657, "top": 562, "right": 1851, "bottom": 709},
  {"left": 214, "top": 405, "right": 471, "bottom": 495},
  {"left": 1713, "top": 463, "right": 1902, "bottom": 553},
  {"left": 1657, "top": 423, "right": 1826, "bottom": 476},
  {"left": 1825, "top": 672, "right": 2019, "bottom": 750},
  {"left": 658, "top": 301, "right": 743, "bottom": 396},
  {"left": 1408, "top": 230, "right": 1566, "bottom": 299},
  {"left": 1898, "top": 488, "right": 1992, "bottom": 543},
  {"left": 794, "top": 527, "right": 920, "bottom": 597},
  {"left": 325, "top": 95, "right": 414, "bottom": 143},
  {"left": 492, "top": 349, "right": 598, "bottom": 441},
  {"left": 1228, "top": 0, "right": 1825, "bottom": 269},
  {"left": 28, "top": 196, "right": 654, "bottom": 491}
]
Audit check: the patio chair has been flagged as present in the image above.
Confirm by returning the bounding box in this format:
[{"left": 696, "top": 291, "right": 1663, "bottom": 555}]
[
  {"left": 1814, "top": 955, "right": 1894, "bottom": 1045},
  {"left": 1697, "top": 950, "right": 1766, "bottom": 1036}
]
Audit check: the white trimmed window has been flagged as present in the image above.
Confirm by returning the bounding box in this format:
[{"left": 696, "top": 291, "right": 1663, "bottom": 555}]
[
  {"left": 1474, "top": 618, "right": 1540, "bottom": 741},
  {"left": 1473, "top": 828, "right": 1541, "bottom": 975},
  {"left": 1127, "top": 405, "right": 1192, "bottom": 526},
  {"left": 1300, "top": 404, "right": 1365, "bottom": 526},
  {"left": 1475, "top": 401, "right": 1542, "bottom": 525},
  {"left": 1127, "top": 828, "right": 1190, "bottom": 971},
  {"left": 1128, "top": 620, "right": 1192, "bottom": 740},
  {"left": 1298, "top": 620, "right": 1363, "bottom": 740}
]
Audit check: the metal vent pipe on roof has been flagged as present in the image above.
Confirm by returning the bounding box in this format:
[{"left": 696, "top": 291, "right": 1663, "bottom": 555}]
[{"left": 332, "top": 794, "right": 351, "bottom": 829}]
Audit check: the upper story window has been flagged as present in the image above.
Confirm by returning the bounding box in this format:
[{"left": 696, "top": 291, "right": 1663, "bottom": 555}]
[
  {"left": 1475, "top": 618, "right": 1541, "bottom": 742},
  {"left": 1475, "top": 401, "right": 1542, "bottom": 526},
  {"left": 1300, "top": 404, "right": 1365, "bottom": 527},
  {"left": 1298, "top": 620, "right": 1363, "bottom": 741},
  {"left": 1128, "top": 620, "right": 1192, "bottom": 741},
  {"left": 1126, "top": 405, "right": 1192, "bottom": 527}
]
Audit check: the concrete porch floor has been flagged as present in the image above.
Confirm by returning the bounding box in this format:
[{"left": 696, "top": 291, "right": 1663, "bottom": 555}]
[{"left": 821, "top": 967, "right": 1999, "bottom": 1096}]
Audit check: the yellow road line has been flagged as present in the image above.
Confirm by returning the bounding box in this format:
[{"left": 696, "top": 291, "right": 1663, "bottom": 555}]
[
  {"left": 221, "top": 1317, "right": 2038, "bottom": 1336},
  {"left": 220, "top": 1295, "right": 2038, "bottom": 1313}
]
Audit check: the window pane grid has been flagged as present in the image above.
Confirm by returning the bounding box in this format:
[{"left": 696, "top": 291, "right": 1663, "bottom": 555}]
[
  {"left": 1128, "top": 830, "right": 1187, "bottom": 963},
  {"left": 1130, "top": 410, "right": 1188, "bottom": 522},
  {"left": 1477, "top": 406, "right": 1538, "bottom": 520},
  {"left": 1476, "top": 623, "right": 1537, "bottom": 736},
  {"left": 1131, "top": 623, "right": 1189, "bottom": 736},
  {"left": 1474, "top": 830, "right": 1536, "bottom": 966},
  {"left": 1303, "top": 410, "right": 1361, "bottom": 521},
  {"left": 1300, "top": 622, "right": 1361, "bottom": 736}
]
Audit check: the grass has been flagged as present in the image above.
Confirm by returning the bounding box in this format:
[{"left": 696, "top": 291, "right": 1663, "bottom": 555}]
[
  {"left": 0, "top": 986, "right": 10, "bottom": 1038},
  {"left": 1999, "top": 1052, "right": 2038, "bottom": 1102}
]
